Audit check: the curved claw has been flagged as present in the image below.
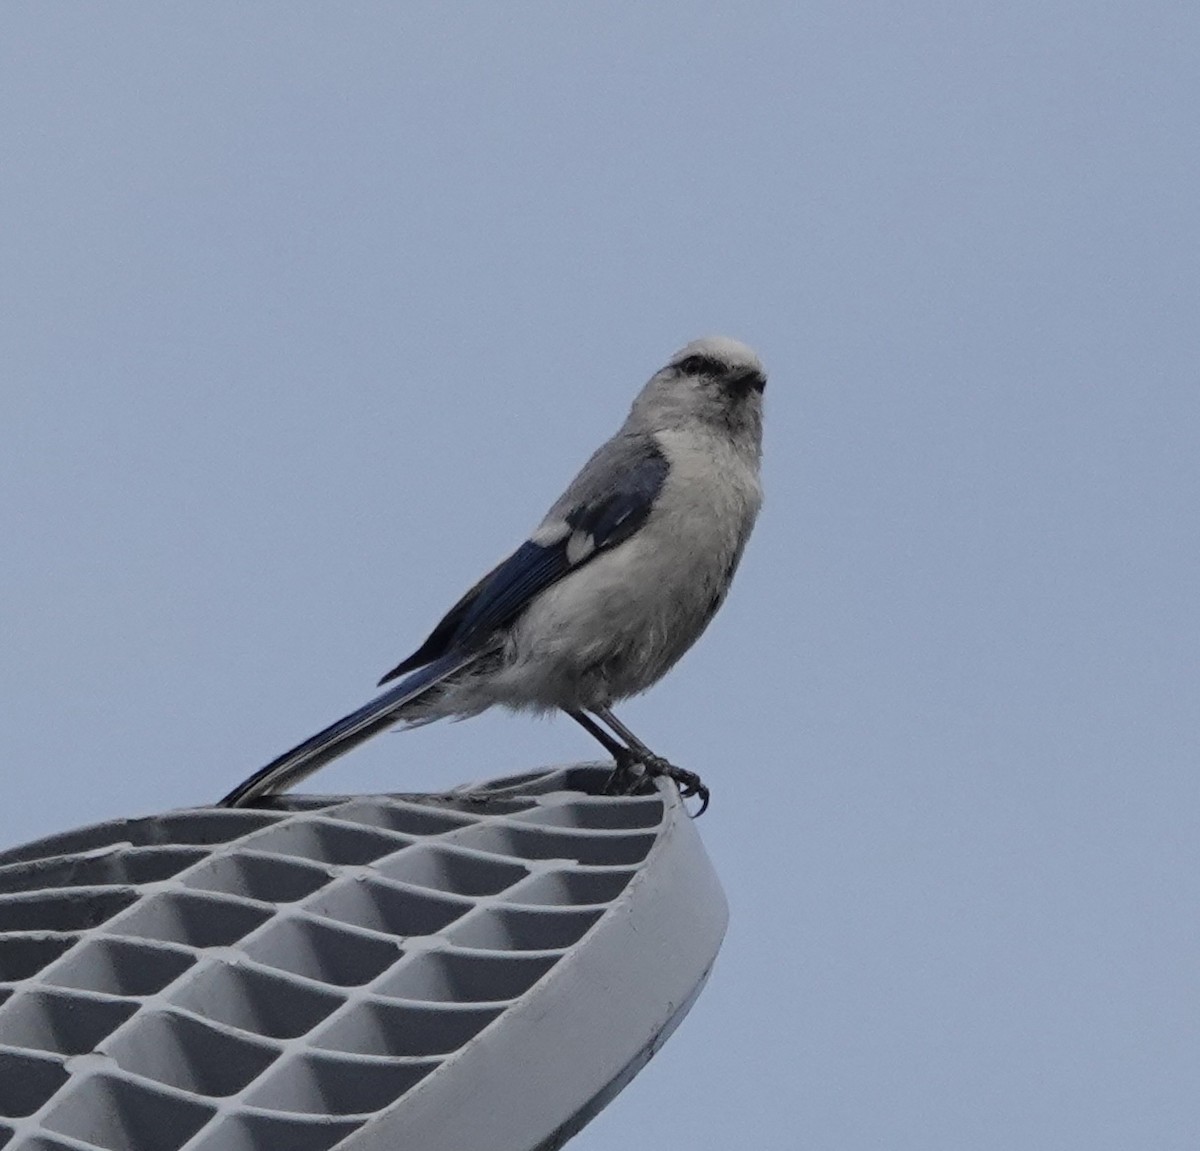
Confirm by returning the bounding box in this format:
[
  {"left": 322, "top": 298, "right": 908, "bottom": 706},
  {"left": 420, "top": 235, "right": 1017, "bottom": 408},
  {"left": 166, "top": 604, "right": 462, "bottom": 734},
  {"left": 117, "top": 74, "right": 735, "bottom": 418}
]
[
  {"left": 671, "top": 771, "right": 710, "bottom": 818},
  {"left": 630, "top": 753, "right": 710, "bottom": 818}
]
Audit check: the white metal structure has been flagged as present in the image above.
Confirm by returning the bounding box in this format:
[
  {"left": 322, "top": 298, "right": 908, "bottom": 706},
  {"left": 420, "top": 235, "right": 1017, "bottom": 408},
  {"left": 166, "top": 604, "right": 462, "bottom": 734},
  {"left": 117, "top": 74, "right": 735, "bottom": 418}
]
[{"left": 0, "top": 766, "right": 727, "bottom": 1150}]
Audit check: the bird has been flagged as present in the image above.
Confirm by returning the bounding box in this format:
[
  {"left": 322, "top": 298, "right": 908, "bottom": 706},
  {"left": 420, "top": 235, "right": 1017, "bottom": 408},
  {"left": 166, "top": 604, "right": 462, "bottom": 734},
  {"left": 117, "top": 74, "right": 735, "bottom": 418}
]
[{"left": 218, "top": 336, "right": 766, "bottom": 813}]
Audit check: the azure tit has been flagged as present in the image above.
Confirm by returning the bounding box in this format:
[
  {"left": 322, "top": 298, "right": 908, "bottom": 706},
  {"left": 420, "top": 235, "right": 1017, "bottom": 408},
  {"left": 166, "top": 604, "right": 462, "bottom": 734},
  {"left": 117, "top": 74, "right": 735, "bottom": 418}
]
[{"left": 219, "top": 337, "right": 766, "bottom": 814}]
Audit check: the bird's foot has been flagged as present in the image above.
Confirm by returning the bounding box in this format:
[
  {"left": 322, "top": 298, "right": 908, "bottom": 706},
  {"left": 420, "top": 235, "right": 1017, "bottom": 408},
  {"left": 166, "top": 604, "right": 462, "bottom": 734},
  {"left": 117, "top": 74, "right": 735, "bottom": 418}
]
[
  {"left": 645, "top": 756, "right": 710, "bottom": 817},
  {"left": 605, "top": 751, "right": 710, "bottom": 817},
  {"left": 603, "top": 756, "right": 648, "bottom": 797}
]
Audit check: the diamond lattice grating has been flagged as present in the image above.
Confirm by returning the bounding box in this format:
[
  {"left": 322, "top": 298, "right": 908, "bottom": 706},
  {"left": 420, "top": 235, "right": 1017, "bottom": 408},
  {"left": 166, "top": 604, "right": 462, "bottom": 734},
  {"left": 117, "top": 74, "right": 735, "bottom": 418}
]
[{"left": 0, "top": 765, "right": 728, "bottom": 1151}]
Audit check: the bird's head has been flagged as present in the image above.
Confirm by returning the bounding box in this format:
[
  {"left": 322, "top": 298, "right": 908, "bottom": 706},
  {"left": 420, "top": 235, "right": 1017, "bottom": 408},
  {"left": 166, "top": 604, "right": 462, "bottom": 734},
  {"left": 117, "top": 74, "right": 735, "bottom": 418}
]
[{"left": 632, "top": 336, "right": 767, "bottom": 445}]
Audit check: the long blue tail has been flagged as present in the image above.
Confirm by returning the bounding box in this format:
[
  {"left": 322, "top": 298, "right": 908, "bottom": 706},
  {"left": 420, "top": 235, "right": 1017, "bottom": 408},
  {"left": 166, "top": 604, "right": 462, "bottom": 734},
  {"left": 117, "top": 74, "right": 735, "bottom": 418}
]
[{"left": 218, "top": 653, "right": 475, "bottom": 807}]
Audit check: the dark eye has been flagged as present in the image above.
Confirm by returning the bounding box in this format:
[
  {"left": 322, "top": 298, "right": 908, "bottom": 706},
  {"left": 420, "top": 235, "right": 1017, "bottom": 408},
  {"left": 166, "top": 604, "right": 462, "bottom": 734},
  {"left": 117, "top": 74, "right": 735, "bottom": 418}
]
[{"left": 676, "top": 354, "right": 726, "bottom": 376}]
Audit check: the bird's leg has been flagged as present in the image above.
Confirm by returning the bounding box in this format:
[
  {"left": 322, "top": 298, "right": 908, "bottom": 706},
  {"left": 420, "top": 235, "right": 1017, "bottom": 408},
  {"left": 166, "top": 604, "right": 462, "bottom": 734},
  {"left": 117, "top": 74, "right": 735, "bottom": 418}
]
[
  {"left": 565, "top": 710, "right": 649, "bottom": 796},
  {"left": 589, "top": 706, "right": 710, "bottom": 816}
]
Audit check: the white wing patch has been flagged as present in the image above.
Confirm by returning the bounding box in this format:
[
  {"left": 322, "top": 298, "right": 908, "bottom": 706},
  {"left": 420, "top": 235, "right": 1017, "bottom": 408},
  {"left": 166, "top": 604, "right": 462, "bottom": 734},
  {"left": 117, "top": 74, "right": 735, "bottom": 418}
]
[{"left": 566, "top": 530, "right": 596, "bottom": 566}]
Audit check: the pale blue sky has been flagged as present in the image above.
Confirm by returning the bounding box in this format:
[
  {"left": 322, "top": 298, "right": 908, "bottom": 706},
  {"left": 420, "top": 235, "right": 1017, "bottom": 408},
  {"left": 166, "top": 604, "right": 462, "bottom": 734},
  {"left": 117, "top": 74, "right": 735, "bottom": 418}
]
[{"left": 3, "top": 5, "right": 1199, "bottom": 1148}]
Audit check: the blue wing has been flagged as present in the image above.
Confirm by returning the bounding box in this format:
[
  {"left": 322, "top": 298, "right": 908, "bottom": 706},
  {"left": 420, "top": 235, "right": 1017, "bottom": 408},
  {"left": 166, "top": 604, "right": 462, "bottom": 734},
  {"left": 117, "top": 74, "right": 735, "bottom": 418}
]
[{"left": 378, "top": 442, "right": 668, "bottom": 684}]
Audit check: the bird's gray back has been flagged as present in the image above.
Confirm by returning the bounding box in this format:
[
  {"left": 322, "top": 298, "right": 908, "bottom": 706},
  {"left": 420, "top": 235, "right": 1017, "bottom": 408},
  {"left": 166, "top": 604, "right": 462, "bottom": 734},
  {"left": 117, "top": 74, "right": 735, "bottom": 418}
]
[{"left": 541, "top": 430, "right": 666, "bottom": 529}]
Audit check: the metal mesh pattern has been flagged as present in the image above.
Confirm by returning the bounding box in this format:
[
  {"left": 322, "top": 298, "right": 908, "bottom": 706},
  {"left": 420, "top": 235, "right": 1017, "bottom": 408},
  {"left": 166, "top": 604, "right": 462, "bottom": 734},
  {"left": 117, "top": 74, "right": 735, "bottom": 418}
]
[{"left": 0, "top": 766, "right": 724, "bottom": 1151}]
